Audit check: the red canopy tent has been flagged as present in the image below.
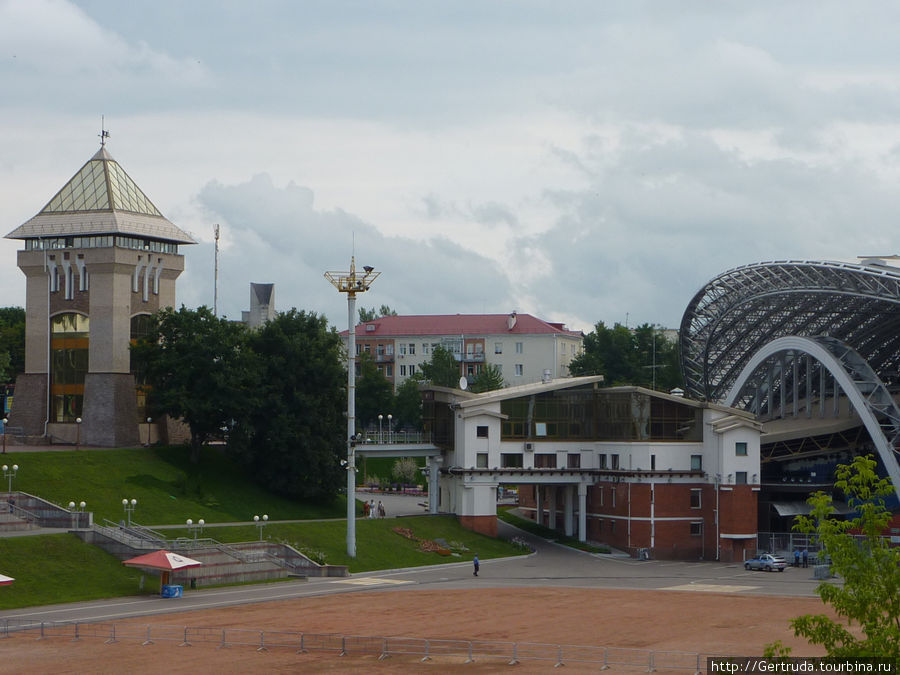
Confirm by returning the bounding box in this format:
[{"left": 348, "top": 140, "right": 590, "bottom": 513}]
[{"left": 123, "top": 550, "right": 202, "bottom": 592}]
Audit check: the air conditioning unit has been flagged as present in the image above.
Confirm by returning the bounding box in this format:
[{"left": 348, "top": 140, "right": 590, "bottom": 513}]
[{"left": 524, "top": 442, "right": 534, "bottom": 452}]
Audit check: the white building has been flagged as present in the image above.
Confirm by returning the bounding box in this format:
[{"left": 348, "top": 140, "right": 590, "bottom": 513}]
[
  {"left": 423, "top": 376, "right": 763, "bottom": 561},
  {"left": 344, "top": 312, "right": 584, "bottom": 389}
]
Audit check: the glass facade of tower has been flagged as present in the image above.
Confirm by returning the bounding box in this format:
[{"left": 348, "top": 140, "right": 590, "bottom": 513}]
[{"left": 50, "top": 312, "right": 89, "bottom": 422}]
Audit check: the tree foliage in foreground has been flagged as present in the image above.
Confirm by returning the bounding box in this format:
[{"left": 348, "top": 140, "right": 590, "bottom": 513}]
[
  {"left": 131, "top": 306, "right": 249, "bottom": 464},
  {"left": 226, "top": 310, "right": 346, "bottom": 501},
  {"left": 418, "top": 345, "right": 460, "bottom": 388},
  {"left": 0, "top": 306, "right": 25, "bottom": 384},
  {"left": 766, "top": 455, "right": 900, "bottom": 659},
  {"left": 354, "top": 352, "right": 394, "bottom": 431},
  {"left": 568, "top": 321, "right": 682, "bottom": 391},
  {"left": 470, "top": 363, "right": 505, "bottom": 393}
]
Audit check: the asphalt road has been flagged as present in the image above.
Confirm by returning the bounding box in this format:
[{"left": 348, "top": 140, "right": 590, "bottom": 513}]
[{"left": 0, "top": 519, "right": 827, "bottom": 627}]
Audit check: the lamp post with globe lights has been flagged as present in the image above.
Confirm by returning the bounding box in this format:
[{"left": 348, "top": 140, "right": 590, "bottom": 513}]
[
  {"left": 3, "top": 464, "right": 18, "bottom": 496},
  {"left": 145, "top": 418, "right": 152, "bottom": 447},
  {"left": 75, "top": 417, "right": 82, "bottom": 451},
  {"left": 68, "top": 500, "right": 86, "bottom": 528},
  {"left": 122, "top": 498, "right": 137, "bottom": 526},
  {"left": 2, "top": 417, "right": 7, "bottom": 454},
  {"left": 325, "top": 257, "right": 379, "bottom": 558},
  {"left": 253, "top": 514, "right": 268, "bottom": 541},
  {"left": 186, "top": 518, "right": 205, "bottom": 539}
]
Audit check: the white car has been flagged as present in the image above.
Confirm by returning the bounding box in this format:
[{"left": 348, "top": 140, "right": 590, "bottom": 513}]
[{"left": 744, "top": 553, "right": 787, "bottom": 572}]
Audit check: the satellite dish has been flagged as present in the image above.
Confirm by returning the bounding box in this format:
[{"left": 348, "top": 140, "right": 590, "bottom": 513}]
[{"left": 459, "top": 376, "right": 468, "bottom": 390}]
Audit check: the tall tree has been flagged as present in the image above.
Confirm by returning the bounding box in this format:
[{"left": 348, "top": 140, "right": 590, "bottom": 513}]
[
  {"left": 358, "top": 305, "right": 398, "bottom": 323},
  {"left": 354, "top": 351, "right": 394, "bottom": 433},
  {"left": 393, "top": 377, "right": 423, "bottom": 430},
  {"left": 419, "top": 345, "right": 460, "bottom": 388},
  {"left": 130, "top": 305, "right": 249, "bottom": 464},
  {"left": 569, "top": 321, "right": 682, "bottom": 390},
  {"left": 227, "top": 309, "right": 346, "bottom": 501},
  {"left": 767, "top": 454, "right": 900, "bottom": 659},
  {"left": 470, "top": 363, "right": 505, "bottom": 393},
  {"left": 0, "top": 307, "right": 25, "bottom": 384}
]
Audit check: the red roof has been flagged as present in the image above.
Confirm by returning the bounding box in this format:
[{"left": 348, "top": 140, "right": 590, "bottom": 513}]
[{"left": 343, "top": 313, "right": 582, "bottom": 338}]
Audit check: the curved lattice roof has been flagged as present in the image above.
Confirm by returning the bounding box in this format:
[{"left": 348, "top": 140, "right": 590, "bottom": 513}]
[{"left": 680, "top": 259, "right": 900, "bottom": 403}]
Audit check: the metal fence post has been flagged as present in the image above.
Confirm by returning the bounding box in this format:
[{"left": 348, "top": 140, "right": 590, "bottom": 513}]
[
  {"left": 297, "top": 633, "right": 307, "bottom": 654},
  {"left": 647, "top": 649, "right": 656, "bottom": 672},
  {"left": 695, "top": 653, "right": 703, "bottom": 675},
  {"left": 340, "top": 635, "right": 346, "bottom": 656},
  {"left": 217, "top": 628, "right": 228, "bottom": 650},
  {"left": 105, "top": 624, "right": 117, "bottom": 644},
  {"left": 421, "top": 639, "right": 431, "bottom": 662},
  {"left": 509, "top": 642, "right": 519, "bottom": 666},
  {"left": 71, "top": 622, "right": 80, "bottom": 642},
  {"left": 464, "top": 641, "right": 474, "bottom": 664},
  {"left": 178, "top": 627, "right": 191, "bottom": 647},
  {"left": 601, "top": 647, "right": 610, "bottom": 670},
  {"left": 555, "top": 644, "right": 564, "bottom": 668},
  {"left": 379, "top": 637, "right": 390, "bottom": 660}
]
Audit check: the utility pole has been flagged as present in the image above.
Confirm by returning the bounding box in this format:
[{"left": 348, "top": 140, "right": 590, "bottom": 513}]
[{"left": 213, "top": 224, "right": 220, "bottom": 315}]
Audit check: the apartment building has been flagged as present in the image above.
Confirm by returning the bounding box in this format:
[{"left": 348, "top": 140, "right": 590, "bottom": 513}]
[{"left": 344, "top": 312, "right": 583, "bottom": 389}]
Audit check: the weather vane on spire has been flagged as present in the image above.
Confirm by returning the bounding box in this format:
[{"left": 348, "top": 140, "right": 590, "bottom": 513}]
[{"left": 99, "top": 115, "right": 110, "bottom": 147}]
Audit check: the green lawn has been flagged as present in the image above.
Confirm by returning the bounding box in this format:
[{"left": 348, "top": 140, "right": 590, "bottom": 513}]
[
  {"left": 2, "top": 445, "right": 346, "bottom": 524},
  {"left": 0, "top": 447, "right": 526, "bottom": 609}
]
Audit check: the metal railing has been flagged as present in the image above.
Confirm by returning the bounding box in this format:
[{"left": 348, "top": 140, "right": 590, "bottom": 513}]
[{"left": 0, "top": 619, "right": 728, "bottom": 670}]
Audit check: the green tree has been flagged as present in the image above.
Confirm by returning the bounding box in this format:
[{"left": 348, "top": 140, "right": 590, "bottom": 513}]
[
  {"left": 355, "top": 351, "right": 394, "bottom": 432},
  {"left": 569, "top": 321, "right": 683, "bottom": 390},
  {"left": 470, "top": 363, "right": 504, "bottom": 393},
  {"left": 767, "top": 455, "right": 900, "bottom": 659},
  {"left": 358, "top": 305, "right": 397, "bottom": 323},
  {"left": 393, "top": 377, "right": 423, "bottom": 430},
  {"left": 419, "top": 345, "right": 460, "bottom": 388},
  {"left": 227, "top": 309, "right": 346, "bottom": 501},
  {"left": 392, "top": 457, "right": 420, "bottom": 487},
  {"left": 0, "top": 307, "right": 26, "bottom": 384},
  {"left": 130, "top": 305, "right": 249, "bottom": 464}
]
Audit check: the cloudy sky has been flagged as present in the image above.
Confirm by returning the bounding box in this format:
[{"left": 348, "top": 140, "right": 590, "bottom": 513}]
[{"left": 3, "top": 1, "right": 900, "bottom": 334}]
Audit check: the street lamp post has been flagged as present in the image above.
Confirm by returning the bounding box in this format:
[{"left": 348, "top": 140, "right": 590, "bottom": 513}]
[
  {"left": 68, "top": 500, "right": 86, "bottom": 528},
  {"left": 378, "top": 414, "right": 383, "bottom": 444},
  {"left": 145, "top": 418, "right": 152, "bottom": 447},
  {"left": 75, "top": 417, "right": 82, "bottom": 451},
  {"left": 325, "top": 257, "right": 380, "bottom": 558},
  {"left": 3, "top": 464, "right": 18, "bottom": 495},
  {"left": 122, "top": 498, "right": 137, "bottom": 526},
  {"left": 387, "top": 414, "right": 393, "bottom": 443},
  {"left": 186, "top": 518, "right": 205, "bottom": 539},
  {"left": 2, "top": 417, "right": 7, "bottom": 454},
  {"left": 253, "top": 514, "right": 268, "bottom": 541}
]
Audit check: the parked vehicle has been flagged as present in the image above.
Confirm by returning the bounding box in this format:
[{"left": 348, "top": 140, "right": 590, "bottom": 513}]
[{"left": 744, "top": 553, "right": 787, "bottom": 572}]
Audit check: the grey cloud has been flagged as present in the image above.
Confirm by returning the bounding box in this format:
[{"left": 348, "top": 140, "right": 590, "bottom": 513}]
[{"left": 184, "top": 174, "right": 515, "bottom": 326}]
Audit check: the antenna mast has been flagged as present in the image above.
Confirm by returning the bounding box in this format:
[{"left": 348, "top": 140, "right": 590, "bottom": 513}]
[{"left": 213, "top": 224, "right": 220, "bottom": 315}]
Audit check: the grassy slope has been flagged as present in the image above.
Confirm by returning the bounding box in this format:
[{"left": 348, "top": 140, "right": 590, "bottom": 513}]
[{"left": 0, "top": 447, "right": 525, "bottom": 609}]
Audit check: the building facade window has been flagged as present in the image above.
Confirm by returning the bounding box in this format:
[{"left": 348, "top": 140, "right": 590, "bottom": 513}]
[
  {"left": 690, "top": 489, "right": 702, "bottom": 509},
  {"left": 534, "top": 453, "right": 556, "bottom": 468},
  {"left": 690, "top": 522, "right": 703, "bottom": 536},
  {"left": 408, "top": 365, "right": 415, "bottom": 376},
  {"left": 567, "top": 453, "right": 581, "bottom": 468},
  {"left": 50, "top": 312, "right": 90, "bottom": 422},
  {"left": 501, "top": 453, "right": 523, "bottom": 468},
  {"left": 476, "top": 452, "right": 488, "bottom": 468},
  {"left": 515, "top": 342, "right": 523, "bottom": 354},
  {"left": 495, "top": 342, "right": 502, "bottom": 354},
  {"left": 400, "top": 365, "right": 407, "bottom": 376},
  {"left": 385, "top": 365, "right": 393, "bottom": 377},
  {"left": 735, "top": 441, "right": 748, "bottom": 456},
  {"left": 515, "top": 364, "right": 523, "bottom": 377},
  {"left": 399, "top": 344, "right": 407, "bottom": 355},
  {"left": 422, "top": 343, "right": 429, "bottom": 354},
  {"left": 599, "top": 453, "right": 607, "bottom": 469},
  {"left": 476, "top": 425, "right": 489, "bottom": 438},
  {"left": 611, "top": 454, "right": 620, "bottom": 470},
  {"left": 735, "top": 471, "right": 748, "bottom": 484},
  {"left": 611, "top": 489, "right": 617, "bottom": 508},
  {"left": 408, "top": 343, "right": 415, "bottom": 355},
  {"left": 691, "top": 455, "right": 702, "bottom": 471}
]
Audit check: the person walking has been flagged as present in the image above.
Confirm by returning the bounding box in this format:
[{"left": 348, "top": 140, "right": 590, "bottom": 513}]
[
  {"left": 369, "top": 499, "right": 376, "bottom": 519},
  {"left": 473, "top": 554, "right": 480, "bottom": 577},
  {"left": 793, "top": 548, "right": 800, "bottom": 568},
  {"left": 363, "top": 500, "right": 370, "bottom": 518},
  {"left": 801, "top": 548, "right": 808, "bottom": 568},
  {"left": 377, "top": 500, "right": 385, "bottom": 518}
]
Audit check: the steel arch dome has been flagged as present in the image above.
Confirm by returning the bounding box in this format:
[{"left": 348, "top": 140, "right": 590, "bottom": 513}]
[{"left": 680, "top": 259, "right": 900, "bottom": 403}]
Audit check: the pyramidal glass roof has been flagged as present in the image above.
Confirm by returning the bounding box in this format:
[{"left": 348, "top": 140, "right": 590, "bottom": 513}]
[{"left": 41, "top": 147, "right": 162, "bottom": 217}]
